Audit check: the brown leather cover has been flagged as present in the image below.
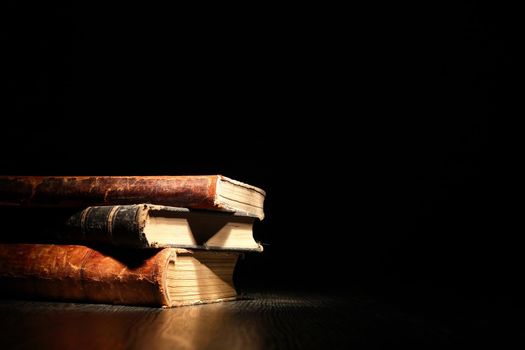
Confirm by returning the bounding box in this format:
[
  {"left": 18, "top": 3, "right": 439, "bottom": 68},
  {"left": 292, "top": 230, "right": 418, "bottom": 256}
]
[
  {"left": 0, "top": 175, "right": 219, "bottom": 209},
  {"left": 0, "top": 244, "right": 176, "bottom": 307}
]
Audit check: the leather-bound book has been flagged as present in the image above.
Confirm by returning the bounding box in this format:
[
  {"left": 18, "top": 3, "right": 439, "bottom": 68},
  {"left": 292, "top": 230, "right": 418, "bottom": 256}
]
[
  {"left": 0, "top": 204, "right": 263, "bottom": 251},
  {"left": 0, "top": 175, "right": 266, "bottom": 220},
  {"left": 0, "top": 244, "right": 240, "bottom": 307}
]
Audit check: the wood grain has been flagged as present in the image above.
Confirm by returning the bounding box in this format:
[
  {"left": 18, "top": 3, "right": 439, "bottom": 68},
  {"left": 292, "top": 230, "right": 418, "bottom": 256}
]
[{"left": 0, "top": 291, "right": 459, "bottom": 348}]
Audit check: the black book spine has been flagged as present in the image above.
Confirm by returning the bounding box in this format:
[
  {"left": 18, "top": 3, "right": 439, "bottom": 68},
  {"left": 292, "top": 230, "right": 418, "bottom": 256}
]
[{"left": 65, "top": 205, "right": 149, "bottom": 247}]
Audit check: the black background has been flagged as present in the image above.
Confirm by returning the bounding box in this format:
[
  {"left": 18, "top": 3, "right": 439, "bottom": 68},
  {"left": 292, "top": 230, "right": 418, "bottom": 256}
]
[{"left": 1, "top": 0, "right": 517, "bottom": 334}]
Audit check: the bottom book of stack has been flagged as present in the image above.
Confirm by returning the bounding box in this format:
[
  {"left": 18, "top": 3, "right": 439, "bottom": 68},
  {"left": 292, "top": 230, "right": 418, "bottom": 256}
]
[{"left": 0, "top": 244, "right": 240, "bottom": 307}]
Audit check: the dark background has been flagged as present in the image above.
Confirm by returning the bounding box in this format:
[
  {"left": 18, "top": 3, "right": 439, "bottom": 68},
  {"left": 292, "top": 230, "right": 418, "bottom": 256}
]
[{"left": 1, "top": 0, "right": 516, "bottom": 333}]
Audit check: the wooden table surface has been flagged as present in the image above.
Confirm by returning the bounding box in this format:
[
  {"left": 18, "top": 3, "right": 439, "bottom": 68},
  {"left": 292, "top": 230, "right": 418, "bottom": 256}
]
[{"left": 0, "top": 290, "right": 494, "bottom": 348}]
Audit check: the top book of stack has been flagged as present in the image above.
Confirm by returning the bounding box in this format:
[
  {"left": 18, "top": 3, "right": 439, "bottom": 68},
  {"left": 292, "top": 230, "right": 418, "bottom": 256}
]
[{"left": 0, "top": 175, "right": 266, "bottom": 220}]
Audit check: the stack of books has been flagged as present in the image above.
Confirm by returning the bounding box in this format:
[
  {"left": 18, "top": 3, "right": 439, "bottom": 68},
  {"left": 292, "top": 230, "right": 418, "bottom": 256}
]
[{"left": 0, "top": 175, "right": 266, "bottom": 307}]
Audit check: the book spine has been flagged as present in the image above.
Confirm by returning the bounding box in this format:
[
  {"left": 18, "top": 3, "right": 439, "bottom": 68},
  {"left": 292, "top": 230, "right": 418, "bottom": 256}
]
[
  {"left": 0, "top": 176, "right": 219, "bottom": 210},
  {"left": 0, "top": 244, "right": 173, "bottom": 307},
  {"left": 65, "top": 204, "right": 150, "bottom": 247}
]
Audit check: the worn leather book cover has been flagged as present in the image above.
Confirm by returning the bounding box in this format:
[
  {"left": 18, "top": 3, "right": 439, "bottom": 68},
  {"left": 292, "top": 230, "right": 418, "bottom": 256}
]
[
  {"left": 0, "top": 204, "right": 263, "bottom": 251},
  {"left": 0, "top": 175, "right": 265, "bottom": 220},
  {"left": 0, "top": 244, "right": 239, "bottom": 307},
  {"left": 63, "top": 204, "right": 263, "bottom": 251}
]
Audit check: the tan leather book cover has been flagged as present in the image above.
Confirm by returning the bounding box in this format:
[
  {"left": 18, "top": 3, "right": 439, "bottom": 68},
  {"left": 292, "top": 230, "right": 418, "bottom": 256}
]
[
  {"left": 0, "top": 175, "right": 265, "bottom": 219},
  {"left": 0, "top": 244, "right": 239, "bottom": 307}
]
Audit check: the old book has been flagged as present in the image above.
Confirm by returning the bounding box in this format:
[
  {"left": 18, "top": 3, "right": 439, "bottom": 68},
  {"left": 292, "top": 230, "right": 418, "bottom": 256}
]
[
  {"left": 0, "top": 205, "right": 262, "bottom": 251},
  {"left": 0, "top": 244, "right": 240, "bottom": 307},
  {"left": 65, "top": 204, "right": 263, "bottom": 251},
  {"left": 0, "top": 175, "right": 266, "bottom": 220}
]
